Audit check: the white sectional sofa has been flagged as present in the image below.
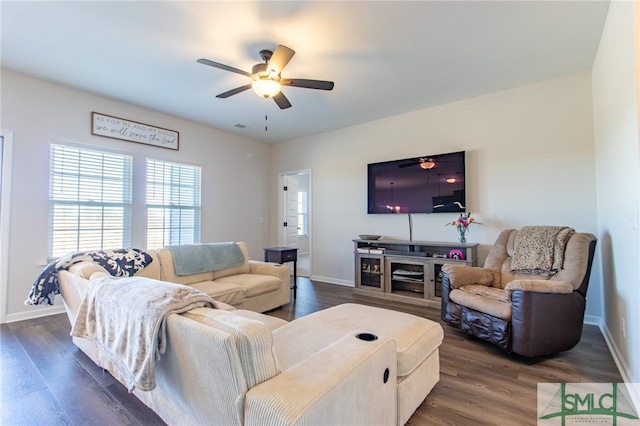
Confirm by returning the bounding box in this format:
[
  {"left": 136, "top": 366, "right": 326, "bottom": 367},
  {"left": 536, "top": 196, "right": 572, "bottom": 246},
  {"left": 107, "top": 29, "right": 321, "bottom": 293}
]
[{"left": 56, "top": 243, "right": 444, "bottom": 425}]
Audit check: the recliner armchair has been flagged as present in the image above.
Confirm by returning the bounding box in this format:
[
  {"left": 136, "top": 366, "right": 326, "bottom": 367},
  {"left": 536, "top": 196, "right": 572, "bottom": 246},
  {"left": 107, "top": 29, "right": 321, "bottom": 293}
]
[{"left": 441, "top": 228, "right": 597, "bottom": 357}]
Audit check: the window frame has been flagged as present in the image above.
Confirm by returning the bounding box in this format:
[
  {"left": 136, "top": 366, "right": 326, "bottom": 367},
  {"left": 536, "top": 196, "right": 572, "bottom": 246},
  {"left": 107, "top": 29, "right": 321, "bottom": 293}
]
[
  {"left": 48, "top": 143, "right": 133, "bottom": 259},
  {"left": 145, "top": 158, "right": 201, "bottom": 249}
]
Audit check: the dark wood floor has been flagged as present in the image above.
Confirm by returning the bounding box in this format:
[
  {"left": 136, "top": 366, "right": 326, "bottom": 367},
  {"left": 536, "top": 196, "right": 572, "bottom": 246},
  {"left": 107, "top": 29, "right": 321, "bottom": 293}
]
[{"left": 1, "top": 278, "right": 622, "bottom": 426}]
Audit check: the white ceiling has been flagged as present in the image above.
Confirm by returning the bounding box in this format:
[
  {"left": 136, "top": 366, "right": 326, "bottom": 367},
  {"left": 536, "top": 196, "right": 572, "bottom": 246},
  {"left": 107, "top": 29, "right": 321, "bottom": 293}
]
[{"left": 1, "top": 1, "right": 609, "bottom": 143}]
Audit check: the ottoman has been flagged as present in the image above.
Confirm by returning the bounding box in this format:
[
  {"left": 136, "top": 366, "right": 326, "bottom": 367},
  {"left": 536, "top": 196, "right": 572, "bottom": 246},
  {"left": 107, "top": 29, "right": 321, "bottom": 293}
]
[{"left": 271, "top": 303, "right": 444, "bottom": 425}]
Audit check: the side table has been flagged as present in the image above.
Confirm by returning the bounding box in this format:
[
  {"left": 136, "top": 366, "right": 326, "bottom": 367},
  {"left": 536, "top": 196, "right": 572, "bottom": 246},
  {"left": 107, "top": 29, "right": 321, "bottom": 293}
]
[{"left": 264, "top": 247, "right": 298, "bottom": 299}]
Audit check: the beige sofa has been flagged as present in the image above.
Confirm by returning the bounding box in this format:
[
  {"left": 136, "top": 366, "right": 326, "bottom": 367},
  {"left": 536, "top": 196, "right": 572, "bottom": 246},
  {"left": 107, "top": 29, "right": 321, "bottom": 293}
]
[
  {"left": 58, "top": 265, "right": 444, "bottom": 425},
  {"left": 68, "top": 242, "right": 291, "bottom": 313}
]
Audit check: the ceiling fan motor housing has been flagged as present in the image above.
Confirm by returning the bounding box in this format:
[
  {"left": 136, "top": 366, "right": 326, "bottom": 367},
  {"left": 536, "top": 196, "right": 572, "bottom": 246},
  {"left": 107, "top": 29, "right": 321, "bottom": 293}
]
[{"left": 259, "top": 49, "right": 273, "bottom": 62}]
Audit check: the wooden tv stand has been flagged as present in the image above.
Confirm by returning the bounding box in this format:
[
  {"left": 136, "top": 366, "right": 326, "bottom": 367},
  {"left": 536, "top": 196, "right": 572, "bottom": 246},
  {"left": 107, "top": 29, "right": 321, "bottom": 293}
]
[{"left": 353, "top": 238, "right": 478, "bottom": 308}]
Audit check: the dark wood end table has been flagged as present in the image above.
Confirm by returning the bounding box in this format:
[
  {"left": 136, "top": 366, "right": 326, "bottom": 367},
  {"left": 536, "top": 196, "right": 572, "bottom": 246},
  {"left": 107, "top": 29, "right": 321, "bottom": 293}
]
[{"left": 263, "top": 247, "right": 298, "bottom": 299}]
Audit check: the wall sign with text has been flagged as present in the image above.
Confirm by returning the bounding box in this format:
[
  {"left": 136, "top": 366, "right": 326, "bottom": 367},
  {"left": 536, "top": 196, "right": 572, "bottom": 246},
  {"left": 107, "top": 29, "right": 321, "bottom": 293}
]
[{"left": 91, "top": 112, "right": 179, "bottom": 150}]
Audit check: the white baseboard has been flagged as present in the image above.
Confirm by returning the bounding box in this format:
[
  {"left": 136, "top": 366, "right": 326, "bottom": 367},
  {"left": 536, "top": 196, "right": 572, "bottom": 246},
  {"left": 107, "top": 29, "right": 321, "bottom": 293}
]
[
  {"left": 599, "top": 321, "right": 640, "bottom": 413},
  {"left": 309, "top": 275, "right": 353, "bottom": 287},
  {"left": 583, "top": 314, "right": 600, "bottom": 325},
  {"left": 3, "top": 305, "right": 65, "bottom": 324}
]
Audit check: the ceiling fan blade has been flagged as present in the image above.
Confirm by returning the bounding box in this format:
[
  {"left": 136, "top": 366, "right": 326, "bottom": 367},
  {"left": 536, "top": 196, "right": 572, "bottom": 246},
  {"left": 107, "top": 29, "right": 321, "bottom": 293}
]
[
  {"left": 272, "top": 92, "right": 292, "bottom": 109},
  {"left": 267, "top": 45, "right": 295, "bottom": 76},
  {"left": 197, "top": 58, "right": 253, "bottom": 78},
  {"left": 398, "top": 161, "right": 418, "bottom": 168},
  {"left": 281, "top": 78, "right": 334, "bottom": 91},
  {"left": 216, "top": 84, "right": 252, "bottom": 99}
]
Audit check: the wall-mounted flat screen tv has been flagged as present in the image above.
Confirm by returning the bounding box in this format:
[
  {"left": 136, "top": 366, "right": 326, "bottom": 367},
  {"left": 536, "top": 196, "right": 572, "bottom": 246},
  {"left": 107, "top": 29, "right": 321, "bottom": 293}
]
[{"left": 367, "top": 151, "right": 466, "bottom": 214}]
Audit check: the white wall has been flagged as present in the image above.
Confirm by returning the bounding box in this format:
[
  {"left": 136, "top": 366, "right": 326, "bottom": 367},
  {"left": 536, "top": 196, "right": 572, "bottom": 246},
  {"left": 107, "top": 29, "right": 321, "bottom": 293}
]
[
  {"left": 270, "top": 72, "right": 602, "bottom": 316},
  {"left": 592, "top": 0, "right": 639, "bottom": 389},
  {"left": 1, "top": 70, "right": 271, "bottom": 322}
]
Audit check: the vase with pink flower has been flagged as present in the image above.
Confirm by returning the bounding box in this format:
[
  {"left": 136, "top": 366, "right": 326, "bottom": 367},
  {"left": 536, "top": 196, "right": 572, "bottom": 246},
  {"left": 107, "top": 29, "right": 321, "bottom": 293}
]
[{"left": 446, "top": 212, "right": 481, "bottom": 243}]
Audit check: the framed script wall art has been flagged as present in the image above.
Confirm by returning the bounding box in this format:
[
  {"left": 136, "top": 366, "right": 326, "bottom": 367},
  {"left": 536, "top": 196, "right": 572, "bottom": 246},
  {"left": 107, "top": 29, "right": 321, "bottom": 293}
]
[{"left": 91, "top": 112, "right": 179, "bottom": 150}]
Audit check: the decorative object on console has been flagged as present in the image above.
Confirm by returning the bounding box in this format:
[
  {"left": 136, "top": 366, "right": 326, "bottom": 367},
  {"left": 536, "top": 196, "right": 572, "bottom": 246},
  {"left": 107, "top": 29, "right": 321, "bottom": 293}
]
[
  {"left": 448, "top": 249, "right": 465, "bottom": 260},
  {"left": 357, "top": 247, "right": 385, "bottom": 254},
  {"left": 358, "top": 234, "right": 382, "bottom": 240},
  {"left": 446, "top": 212, "right": 481, "bottom": 243}
]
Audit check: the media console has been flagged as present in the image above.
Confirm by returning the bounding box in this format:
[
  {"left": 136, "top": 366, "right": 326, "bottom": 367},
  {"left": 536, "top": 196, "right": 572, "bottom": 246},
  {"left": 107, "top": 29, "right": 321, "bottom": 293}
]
[{"left": 353, "top": 238, "right": 479, "bottom": 308}]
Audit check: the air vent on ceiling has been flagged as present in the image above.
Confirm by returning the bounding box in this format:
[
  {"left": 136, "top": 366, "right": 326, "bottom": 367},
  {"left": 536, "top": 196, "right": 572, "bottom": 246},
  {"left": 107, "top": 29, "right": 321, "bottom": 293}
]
[{"left": 234, "top": 123, "right": 247, "bottom": 129}]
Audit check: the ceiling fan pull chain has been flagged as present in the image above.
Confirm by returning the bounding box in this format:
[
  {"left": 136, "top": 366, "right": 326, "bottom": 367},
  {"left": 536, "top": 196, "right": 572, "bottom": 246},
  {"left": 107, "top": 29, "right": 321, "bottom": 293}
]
[{"left": 264, "top": 99, "right": 268, "bottom": 132}]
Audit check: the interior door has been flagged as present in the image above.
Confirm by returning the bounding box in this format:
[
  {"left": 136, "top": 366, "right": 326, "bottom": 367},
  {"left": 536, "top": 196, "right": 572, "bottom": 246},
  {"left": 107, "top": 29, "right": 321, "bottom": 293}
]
[{"left": 283, "top": 176, "right": 299, "bottom": 249}]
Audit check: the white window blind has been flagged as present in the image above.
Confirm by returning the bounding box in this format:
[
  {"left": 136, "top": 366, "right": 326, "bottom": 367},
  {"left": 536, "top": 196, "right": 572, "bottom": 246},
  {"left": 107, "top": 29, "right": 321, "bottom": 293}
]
[
  {"left": 48, "top": 144, "right": 132, "bottom": 259},
  {"left": 146, "top": 159, "right": 201, "bottom": 249}
]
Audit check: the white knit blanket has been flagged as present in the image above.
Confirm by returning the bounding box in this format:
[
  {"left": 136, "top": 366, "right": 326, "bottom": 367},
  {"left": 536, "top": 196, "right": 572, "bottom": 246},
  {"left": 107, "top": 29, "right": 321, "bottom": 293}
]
[{"left": 71, "top": 275, "right": 216, "bottom": 391}]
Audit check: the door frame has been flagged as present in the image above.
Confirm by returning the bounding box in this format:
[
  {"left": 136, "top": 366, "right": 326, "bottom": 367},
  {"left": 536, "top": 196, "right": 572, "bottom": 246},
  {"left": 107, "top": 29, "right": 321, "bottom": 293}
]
[
  {"left": 278, "top": 169, "right": 312, "bottom": 273},
  {"left": 0, "top": 130, "right": 14, "bottom": 323}
]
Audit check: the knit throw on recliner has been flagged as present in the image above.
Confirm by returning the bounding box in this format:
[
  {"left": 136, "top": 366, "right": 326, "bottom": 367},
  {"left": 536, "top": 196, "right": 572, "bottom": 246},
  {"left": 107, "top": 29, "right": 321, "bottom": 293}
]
[{"left": 510, "top": 226, "right": 574, "bottom": 276}]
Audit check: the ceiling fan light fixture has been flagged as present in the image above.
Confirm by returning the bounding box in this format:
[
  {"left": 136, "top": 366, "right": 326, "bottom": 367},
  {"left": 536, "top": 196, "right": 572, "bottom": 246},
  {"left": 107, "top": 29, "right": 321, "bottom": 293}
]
[
  {"left": 419, "top": 160, "right": 436, "bottom": 170},
  {"left": 252, "top": 78, "right": 281, "bottom": 98}
]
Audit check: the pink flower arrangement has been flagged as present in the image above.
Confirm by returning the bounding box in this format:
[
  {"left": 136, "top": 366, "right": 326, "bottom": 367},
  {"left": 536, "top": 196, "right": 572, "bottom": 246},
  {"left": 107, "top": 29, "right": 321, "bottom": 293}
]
[
  {"left": 446, "top": 213, "right": 481, "bottom": 243},
  {"left": 447, "top": 212, "right": 480, "bottom": 229}
]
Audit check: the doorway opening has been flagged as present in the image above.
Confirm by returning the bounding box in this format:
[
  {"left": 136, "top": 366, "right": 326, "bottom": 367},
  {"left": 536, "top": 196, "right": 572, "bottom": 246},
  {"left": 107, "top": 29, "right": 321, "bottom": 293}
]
[{"left": 279, "top": 170, "right": 311, "bottom": 278}]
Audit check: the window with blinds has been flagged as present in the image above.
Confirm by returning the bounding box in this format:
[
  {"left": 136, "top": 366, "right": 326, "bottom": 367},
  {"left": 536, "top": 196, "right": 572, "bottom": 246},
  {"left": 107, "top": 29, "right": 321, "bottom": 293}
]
[
  {"left": 146, "top": 159, "right": 201, "bottom": 249},
  {"left": 48, "top": 144, "right": 132, "bottom": 259}
]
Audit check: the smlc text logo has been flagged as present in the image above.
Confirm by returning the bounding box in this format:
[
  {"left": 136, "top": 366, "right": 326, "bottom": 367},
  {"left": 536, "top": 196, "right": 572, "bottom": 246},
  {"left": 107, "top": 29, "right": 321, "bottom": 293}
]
[{"left": 538, "top": 383, "right": 639, "bottom": 425}]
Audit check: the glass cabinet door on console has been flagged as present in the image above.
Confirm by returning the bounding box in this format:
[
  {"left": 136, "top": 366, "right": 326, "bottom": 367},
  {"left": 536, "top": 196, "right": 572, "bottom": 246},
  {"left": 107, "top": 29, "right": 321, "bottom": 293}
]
[
  {"left": 356, "top": 254, "right": 384, "bottom": 292},
  {"left": 429, "top": 261, "right": 448, "bottom": 299}
]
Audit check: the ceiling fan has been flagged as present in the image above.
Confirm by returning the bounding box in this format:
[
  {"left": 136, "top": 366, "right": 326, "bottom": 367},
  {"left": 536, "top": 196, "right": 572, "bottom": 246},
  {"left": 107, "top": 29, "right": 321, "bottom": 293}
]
[{"left": 197, "top": 45, "right": 334, "bottom": 110}]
